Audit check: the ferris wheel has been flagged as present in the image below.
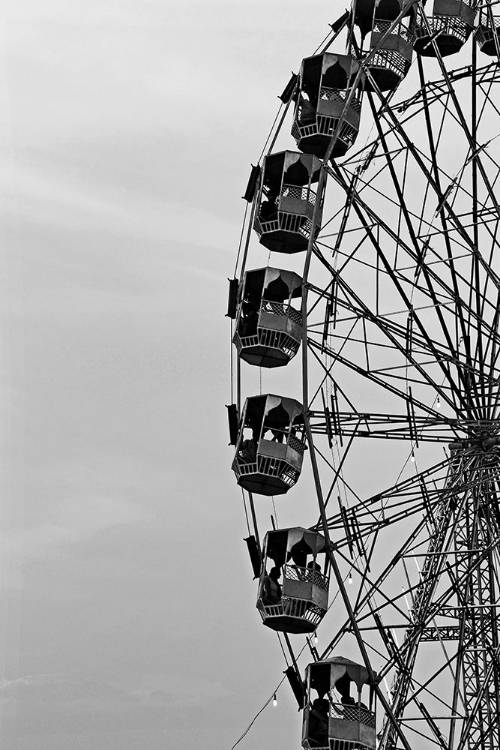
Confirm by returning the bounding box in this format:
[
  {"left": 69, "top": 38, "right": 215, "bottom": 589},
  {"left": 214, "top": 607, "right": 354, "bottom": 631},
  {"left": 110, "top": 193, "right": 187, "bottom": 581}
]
[{"left": 227, "top": 1, "right": 500, "bottom": 749}]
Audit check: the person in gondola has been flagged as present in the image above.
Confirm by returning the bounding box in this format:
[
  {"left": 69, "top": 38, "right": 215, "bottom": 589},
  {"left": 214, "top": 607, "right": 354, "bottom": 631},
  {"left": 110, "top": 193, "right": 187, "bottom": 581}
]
[
  {"left": 307, "top": 559, "right": 321, "bottom": 583},
  {"left": 239, "top": 292, "right": 260, "bottom": 337},
  {"left": 298, "top": 93, "right": 316, "bottom": 125},
  {"left": 259, "top": 187, "right": 279, "bottom": 223},
  {"left": 334, "top": 673, "right": 358, "bottom": 720},
  {"left": 262, "top": 566, "right": 282, "bottom": 604},
  {"left": 307, "top": 697, "right": 329, "bottom": 747},
  {"left": 285, "top": 542, "right": 309, "bottom": 586},
  {"left": 239, "top": 437, "right": 257, "bottom": 463}
]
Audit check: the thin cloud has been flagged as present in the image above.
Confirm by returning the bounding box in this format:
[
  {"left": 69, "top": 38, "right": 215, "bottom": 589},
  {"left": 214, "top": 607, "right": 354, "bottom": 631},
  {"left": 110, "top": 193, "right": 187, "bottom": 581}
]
[
  {"left": 1, "top": 157, "right": 239, "bottom": 252},
  {"left": 0, "top": 491, "right": 147, "bottom": 574}
]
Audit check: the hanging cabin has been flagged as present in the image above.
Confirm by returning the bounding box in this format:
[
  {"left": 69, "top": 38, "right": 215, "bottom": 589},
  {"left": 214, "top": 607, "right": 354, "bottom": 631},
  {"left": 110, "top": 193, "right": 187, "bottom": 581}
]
[
  {"left": 232, "top": 267, "right": 303, "bottom": 368},
  {"left": 354, "top": 0, "right": 414, "bottom": 91},
  {"left": 254, "top": 151, "right": 324, "bottom": 253},
  {"left": 256, "top": 527, "right": 330, "bottom": 634},
  {"left": 414, "top": 0, "right": 475, "bottom": 57},
  {"left": 364, "top": 18, "right": 414, "bottom": 91},
  {"left": 302, "top": 657, "right": 377, "bottom": 750},
  {"left": 354, "top": 0, "right": 413, "bottom": 35},
  {"left": 232, "top": 395, "right": 306, "bottom": 496},
  {"left": 292, "top": 53, "right": 364, "bottom": 160},
  {"left": 476, "top": 11, "right": 500, "bottom": 56}
]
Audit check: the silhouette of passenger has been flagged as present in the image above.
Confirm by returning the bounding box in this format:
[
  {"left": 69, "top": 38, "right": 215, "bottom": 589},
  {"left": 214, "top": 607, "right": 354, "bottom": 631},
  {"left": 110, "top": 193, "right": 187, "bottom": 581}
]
[
  {"left": 307, "top": 559, "right": 321, "bottom": 582},
  {"left": 260, "top": 196, "right": 279, "bottom": 222},
  {"left": 308, "top": 697, "right": 329, "bottom": 747},
  {"left": 298, "top": 94, "right": 316, "bottom": 124},
  {"left": 262, "top": 566, "right": 282, "bottom": 604},
  {"left": 239, "top": 292, "right": 260, "bottom": 337},
  {"left": 239, "top": 438, "right": 257, "bottom": 463}
]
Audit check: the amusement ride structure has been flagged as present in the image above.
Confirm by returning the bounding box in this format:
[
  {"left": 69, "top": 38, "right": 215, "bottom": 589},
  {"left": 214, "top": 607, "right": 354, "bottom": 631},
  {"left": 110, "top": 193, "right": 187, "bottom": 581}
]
[{"left": 227, "top": 1, "right": 500, "bottom": 748}]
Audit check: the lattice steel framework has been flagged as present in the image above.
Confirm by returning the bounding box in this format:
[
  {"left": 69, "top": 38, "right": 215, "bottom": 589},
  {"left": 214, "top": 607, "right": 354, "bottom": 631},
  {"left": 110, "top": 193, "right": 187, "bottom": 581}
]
[
  {"left": 301, "top": 43, "right": 500, "bottom": 750},
  {"left": 232, "top": 3, "right": 500, "bottom": 749}
]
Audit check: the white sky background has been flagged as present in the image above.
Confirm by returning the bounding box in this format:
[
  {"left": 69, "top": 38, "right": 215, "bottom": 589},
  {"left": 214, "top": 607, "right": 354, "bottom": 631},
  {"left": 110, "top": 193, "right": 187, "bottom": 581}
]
[{"left": 0, "top": 1, "right": 341, "bottom": 749}]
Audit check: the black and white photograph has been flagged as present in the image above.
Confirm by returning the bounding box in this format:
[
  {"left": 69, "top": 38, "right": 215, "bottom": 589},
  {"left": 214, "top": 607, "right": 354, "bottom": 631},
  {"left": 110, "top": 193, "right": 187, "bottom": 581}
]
[{"left": 2, "top": 1, "right": 500, "bottom": 748}]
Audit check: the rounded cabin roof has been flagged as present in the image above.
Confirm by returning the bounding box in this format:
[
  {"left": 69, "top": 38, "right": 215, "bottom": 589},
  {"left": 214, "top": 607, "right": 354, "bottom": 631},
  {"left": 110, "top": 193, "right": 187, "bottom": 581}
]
[
  {"left": 264, "top": 151, "right": 322, "bottom": 186},
  {"left": 264, "top": 527, "right": 327, "bottom": 566},
  {"left": 243, "top": 394, "right": 303, "bottom": 426},
  {"left": 263, "top": 394, "right": 303, "bottom": 422},
  {"left": 301, "top": 53, "right": 364, "bottom": 91},
  {"left": 308, "top": 656, "right": 376, "bottom": 690},
  {"left": 244, "top": 267, "right": 303, "bottom": 299}
]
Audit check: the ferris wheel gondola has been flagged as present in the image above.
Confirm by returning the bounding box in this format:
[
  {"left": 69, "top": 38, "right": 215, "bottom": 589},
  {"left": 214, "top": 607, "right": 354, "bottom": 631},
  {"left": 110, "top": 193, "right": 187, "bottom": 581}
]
[{"left": 227, "top": 1, "right": 500, "bottom": 748}]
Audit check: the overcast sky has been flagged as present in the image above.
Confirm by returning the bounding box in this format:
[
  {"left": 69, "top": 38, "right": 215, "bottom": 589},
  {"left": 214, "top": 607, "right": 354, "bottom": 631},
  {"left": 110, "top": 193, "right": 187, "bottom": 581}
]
[
  {"left": 0, "top": 2, "right": 345, "bottom": 749},
  {"left": 4, "top": 0, "right": 497, "bottom": 749}
]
